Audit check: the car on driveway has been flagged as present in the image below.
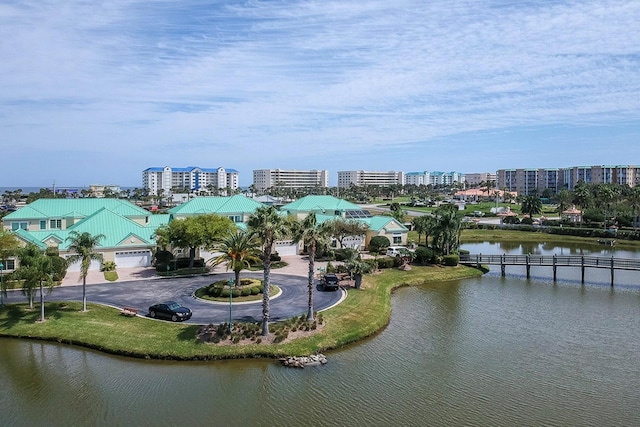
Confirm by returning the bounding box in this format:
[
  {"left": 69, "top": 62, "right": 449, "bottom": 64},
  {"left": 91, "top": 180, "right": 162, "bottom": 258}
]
[
  {"left": 148, "top": 301, "right": 192, "bottom": 322},
  {"left": 320, "top": 273, "right": 340, "bottom": 291}
]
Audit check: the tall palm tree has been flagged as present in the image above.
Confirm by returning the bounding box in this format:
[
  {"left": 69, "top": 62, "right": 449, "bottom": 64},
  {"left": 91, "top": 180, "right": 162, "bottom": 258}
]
[
  {"left": 210, "top": 230, "right": 261, "bottom": 287},
  {"left": 247, "top": 206, "right": 290, "bottom": 336},
  {"left": 14, "top": 243, "right": 53, "bottom": 320},
  {"left": 65, "top": 231, "right": 105, "bottom": 312},
  {"left": 291, "top": 213, "right": 330, "bottom": 322},
  {"left": 431, "top": 205, "right": 463, "bottom": 255},
  {"left": 412, "top": 215, "right": 434, "bottom": 246},
  {"left": 520, "top": 195, "right": 543, "bottom": 218}
]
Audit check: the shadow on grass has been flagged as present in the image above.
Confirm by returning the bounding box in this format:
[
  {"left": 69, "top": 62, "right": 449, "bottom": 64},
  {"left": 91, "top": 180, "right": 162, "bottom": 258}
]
[{"left": 177, "top": 324, "right": 201, "bottom": 342}]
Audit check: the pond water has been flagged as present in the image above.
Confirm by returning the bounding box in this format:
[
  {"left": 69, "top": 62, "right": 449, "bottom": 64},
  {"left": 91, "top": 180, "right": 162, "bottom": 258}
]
[{"left": 1, "top": 242, "right": 639, "bottom": 426}]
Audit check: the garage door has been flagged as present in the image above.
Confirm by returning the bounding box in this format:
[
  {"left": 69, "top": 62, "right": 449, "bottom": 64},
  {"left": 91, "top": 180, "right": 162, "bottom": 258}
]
[
  {"left": 274, "top": 240, "right": 299, "bottom": 256},
  {"left": 66, "top": 258, "right": 102, "bottom": 272},
  {"left": 114, "top": 250, "right": 151, "bottom": 268}
]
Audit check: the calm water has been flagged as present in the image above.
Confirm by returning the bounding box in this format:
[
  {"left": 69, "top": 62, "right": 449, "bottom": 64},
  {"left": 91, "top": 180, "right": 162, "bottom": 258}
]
[{"left": 1, "top": 243, "right": 639, "bottom": 426}]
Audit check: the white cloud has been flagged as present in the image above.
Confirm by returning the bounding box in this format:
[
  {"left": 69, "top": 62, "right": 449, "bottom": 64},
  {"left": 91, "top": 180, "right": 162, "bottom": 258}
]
[{"left": 1, "top": 0, "right": 639, "bottom": 186}]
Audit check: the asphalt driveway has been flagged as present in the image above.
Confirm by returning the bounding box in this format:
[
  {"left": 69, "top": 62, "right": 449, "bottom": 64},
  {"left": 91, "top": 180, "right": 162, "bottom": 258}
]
[{"left": 4, "top": 271, "right": 345, "bottom": 325}]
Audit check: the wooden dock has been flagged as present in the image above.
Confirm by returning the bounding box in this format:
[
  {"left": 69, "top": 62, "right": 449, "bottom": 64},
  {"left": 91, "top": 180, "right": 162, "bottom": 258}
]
[{"left": 459, "top": 253, "right": 640, "bottom": 286}]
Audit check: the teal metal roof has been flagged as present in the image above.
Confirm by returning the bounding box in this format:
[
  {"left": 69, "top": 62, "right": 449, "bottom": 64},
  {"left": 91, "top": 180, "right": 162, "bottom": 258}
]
[
  {"left": 361, "top": 216, "right": 409, "bottom": 232},
  {"left": 168, "top": 195, "right": 263, "bottom": 216},
  {"left": 15, "top": 208, "right": 159, "bottom": 251},
  {"left": 281, "top": 196, "right": 360, "bottom": 213},
  {"left": 13, "top": 229, "right": 48, "bottom": 249},
  {"left": 3, "top": 198, "right": 149, "bottom": 220}
]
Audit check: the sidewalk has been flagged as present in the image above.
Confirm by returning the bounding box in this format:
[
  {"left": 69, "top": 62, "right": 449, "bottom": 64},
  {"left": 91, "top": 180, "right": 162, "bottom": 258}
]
[{"left": 60, "top": 255, "right": 336, "bottom": 287}]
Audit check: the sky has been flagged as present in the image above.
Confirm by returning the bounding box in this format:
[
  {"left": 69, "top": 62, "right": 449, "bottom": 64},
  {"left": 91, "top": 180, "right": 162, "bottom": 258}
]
[{"left": 1, "top": 0, "right": 639, "bottom": 188}]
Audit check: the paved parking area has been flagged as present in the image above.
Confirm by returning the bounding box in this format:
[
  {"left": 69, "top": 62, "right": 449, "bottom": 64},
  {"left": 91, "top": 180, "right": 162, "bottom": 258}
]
[{"left": 11, "top": 255, "right": 346, "bottom": 324}]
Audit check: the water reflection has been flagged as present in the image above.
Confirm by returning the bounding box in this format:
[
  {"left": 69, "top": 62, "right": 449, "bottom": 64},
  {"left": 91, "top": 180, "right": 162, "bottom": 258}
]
[{"left": 2, "top": 243, "right": 640, "bottom": 426}]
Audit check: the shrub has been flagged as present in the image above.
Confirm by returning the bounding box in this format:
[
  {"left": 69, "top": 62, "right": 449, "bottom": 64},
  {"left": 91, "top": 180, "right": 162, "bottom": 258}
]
[
  {"left": 368, "top": 236, "right": 391, "bottom": 253},
  {"left": 241, "top": 288, "right": 251, "bottom": 297},
  {"left": 250, "top": 287, "right": 260, "bottom": 295},
  {"left": 220, "top": 289, "right": 230, "bottom": 298},
  {"left": 49, "top": 255, "right": 68, "bottom": 281},
  {"left": 442, "top": 254, "right": 459, "bottom": 266},
  {"left": 503, "top": 216, "right": 520, "bottom": 224},
  {"left": 231, "top": 289, "right": 241, "bottom": 298},
  {"left": 101, "top": 261, "right": 117, "bottom": 272},
  {"left": 520, "top": 217, "right": 533, "bottom": 225},
  {"left": 414, "top": 246, "right": 433, "bottom": 265},
  {"left": 154, "top": 250, "right": 174, "bottom": 264},
  {"left": 326, "top": 261, "right": 336, "bottom": 273},
  {"left": 270, "top": 252, "right": 281, "bottom": 262}
]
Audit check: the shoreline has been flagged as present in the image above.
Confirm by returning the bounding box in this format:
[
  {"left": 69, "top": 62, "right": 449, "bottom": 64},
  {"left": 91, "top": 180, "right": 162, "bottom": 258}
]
[{"left": 0, "top": 265, "right": 484, "bottom": 361}]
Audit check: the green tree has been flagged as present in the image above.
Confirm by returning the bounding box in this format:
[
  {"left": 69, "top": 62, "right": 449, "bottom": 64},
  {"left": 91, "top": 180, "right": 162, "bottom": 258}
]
[
  {"left": 626, "top": 186, "right": 640, "bottom": 231},
  {"left": 555, "top": 189, "right": 574, "bottom": 215},
  {"left": 431, "top": 204, "right": 463, "bottom": 255},
  {"left": 65, "top": 231, "right": 105, "bottom": 312},
  {"left": 13, "top": 244, "right": 54, "bottom": 320},
  {"left": 209, "top": 230, "right": 261, "bottom": 288},
  {"left": 247, "top": 206, "right": 290, "bottom": 336},
  {"left": 156, "top": 214, "right": 235, "bottom": 268},
  {"left": 0, "top": 230, "right": 21, "bottom": 303},
  {"left": 520, "top": 195, "right": 543, "bottom": 218},
  {"left": 291, "top": 213, "right": 331, "bottom": 322},
  {"left": 412, "top": 215, "right": 434, "bottom": 245},
  {"left": 325, "top": 218, "right": 369, "bottom": 248},
  {"left": 345, "top": 258, "right": 374, "bottom": 289}
]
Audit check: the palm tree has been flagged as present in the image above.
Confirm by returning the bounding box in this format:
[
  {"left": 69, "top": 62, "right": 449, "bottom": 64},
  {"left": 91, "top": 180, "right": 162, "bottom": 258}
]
[
  {"left": 627, "top": 186, "right": 640, "bottom": 231},
  {"left": 291, "top": 213, "right": 330, "bottom": 322},
  {"left": 247, "top": 206, "right": 290, "bottom": 336},
  {"left": 520, "top": 195, "right": 543, "bottom": 218},
  {"left": 555, "top": 189, "right": 573, "bottom": 215},
  {"left": 431, "top": 205, "right": 463, "bottom": 255},
  {"left": 209, "top": 230, "right": 261, "bottom": 287},
  {"left": 412, "top": 215, "right": 434, "bottom": 245},
  {"left": 65, "top": 231, "right": 105, "bottom": 312},
  {"left": 13, "top": 244, "right": 54, "bottom": 320}
]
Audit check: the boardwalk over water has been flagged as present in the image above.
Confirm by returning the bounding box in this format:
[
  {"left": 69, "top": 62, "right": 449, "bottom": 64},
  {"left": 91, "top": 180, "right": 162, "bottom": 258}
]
[{"left": 459, "top": 253, "right": 640, "bottom": 286}]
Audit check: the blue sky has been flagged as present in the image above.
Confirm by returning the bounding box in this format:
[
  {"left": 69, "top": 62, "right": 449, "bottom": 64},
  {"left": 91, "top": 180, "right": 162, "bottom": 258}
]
[{"left": 1, "top": 0, "right": 639, "bottom": 188}]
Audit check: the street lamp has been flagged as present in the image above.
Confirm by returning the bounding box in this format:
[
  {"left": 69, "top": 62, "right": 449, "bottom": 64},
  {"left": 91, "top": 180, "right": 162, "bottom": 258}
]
[
  {"left": 0, "top": 261, "right": 4, "bottom": 307},
  {"left": 228, "top": 278, "right": 234, "bottom": 334}
]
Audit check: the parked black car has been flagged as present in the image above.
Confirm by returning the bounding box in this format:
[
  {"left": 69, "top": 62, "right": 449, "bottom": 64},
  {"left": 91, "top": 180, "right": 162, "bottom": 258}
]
[
  {"left": 148, "top": 301, "right": 192, "bottom": 322},
  {"left": 320, "top": 273, "right": 340, "bottom": 291}
]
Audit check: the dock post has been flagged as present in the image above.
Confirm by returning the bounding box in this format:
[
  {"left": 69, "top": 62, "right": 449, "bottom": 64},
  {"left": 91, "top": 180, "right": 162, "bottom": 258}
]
[
  {"left": 610, "top": 256, "right": 614, "bottom": 287},
  {"left": 526, "top": 254, "right": 530, "bottom": 278},
  {"left": 501, "top": 254, "right": 505, "bottom": 276},
  {"left": 581, "top": 256, "right": 585, "bottom": 284},
  {"left": 553, "top": 254, "right": 557, "bottom": 282}
]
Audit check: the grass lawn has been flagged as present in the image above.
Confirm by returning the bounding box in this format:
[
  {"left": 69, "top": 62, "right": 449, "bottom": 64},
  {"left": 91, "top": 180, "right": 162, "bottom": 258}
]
[
  {"left": 460, "top": 228, "right": 640, "bottom": 250},
  {"left": 0, "top": 265, "right": 483, "bottom": 360}
]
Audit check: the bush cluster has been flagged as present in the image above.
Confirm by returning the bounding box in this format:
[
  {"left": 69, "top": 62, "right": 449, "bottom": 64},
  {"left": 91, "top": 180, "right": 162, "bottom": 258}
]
[
  {"left": 198, "top": 312, "right": 324, "bottom": 345},
  {"left": 201, "top": 279, "right": 264, "bottom": 298}
]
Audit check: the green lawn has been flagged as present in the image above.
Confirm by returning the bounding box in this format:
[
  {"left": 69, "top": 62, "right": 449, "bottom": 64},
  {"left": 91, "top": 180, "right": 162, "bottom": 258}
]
[{"left": 0, "top": 265, "right": 483, "bottom": 360}]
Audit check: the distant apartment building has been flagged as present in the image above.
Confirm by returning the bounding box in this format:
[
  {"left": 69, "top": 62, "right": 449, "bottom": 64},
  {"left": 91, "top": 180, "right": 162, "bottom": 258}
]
[
  {"left": 252, "top": 169, "right": 329, "bottom": 193},
  {"left": 88, "top": 184, "right": 122, "bottom": 197},
  {"left": 464, "top": 172, "right": 496, "bottom": 187},
  {"left": 497, "top": 165, "right": 639, "bottom": 195},
  {"left": 142, "top": 166, "right": 239, "bottom": 195},
  {"left": 337, "top": 170, "right": 405, "bottom": 188},
  {"left": 405, "top": 171, "right": 465, "bottom": 186}
]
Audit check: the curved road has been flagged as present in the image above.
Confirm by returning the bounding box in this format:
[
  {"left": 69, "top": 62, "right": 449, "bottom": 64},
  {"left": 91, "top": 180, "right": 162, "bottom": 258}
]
[{"left": 4, "top": 272, "right": 345, "bottom": 325}]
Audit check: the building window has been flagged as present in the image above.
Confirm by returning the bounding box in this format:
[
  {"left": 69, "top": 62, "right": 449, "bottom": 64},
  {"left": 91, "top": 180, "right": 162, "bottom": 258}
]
[
  {"left": 11, "top": 222, "right": 28, "bottom": 231},
  {"left": 0, "top": 259, "right": 15, "bottom": 270},
  {"left": 40, "top": 220, "right": 47, "bottom": 230},
  {"left": 393, "top": 234, "right": 402, "bottom": 244},
  {"left": 50, "top": 219, "right": 62, "bottom": 229}
]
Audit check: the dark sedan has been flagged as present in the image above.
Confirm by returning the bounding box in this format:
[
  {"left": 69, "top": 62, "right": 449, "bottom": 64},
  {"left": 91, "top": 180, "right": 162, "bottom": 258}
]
[
  {"left": 320, "top": 273, "right": 340, "bottom": 291},
  {"left": 148, "top": 301, "right": 192, "bottom": 322}
]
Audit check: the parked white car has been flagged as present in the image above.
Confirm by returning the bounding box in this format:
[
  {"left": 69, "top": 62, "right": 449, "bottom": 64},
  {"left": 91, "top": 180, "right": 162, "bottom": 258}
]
[{"left": 386, "top": 246, "right": 412, "bottom": 257}]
